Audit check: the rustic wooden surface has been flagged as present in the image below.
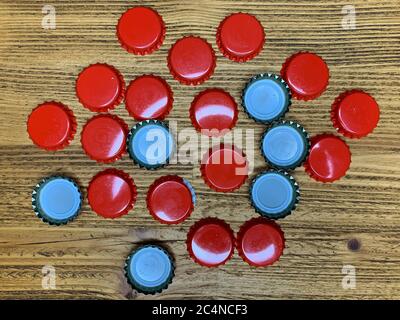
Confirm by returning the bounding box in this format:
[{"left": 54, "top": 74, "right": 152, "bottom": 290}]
[{"left": 0, "top": 0, "right": 399, "bottom": 300}]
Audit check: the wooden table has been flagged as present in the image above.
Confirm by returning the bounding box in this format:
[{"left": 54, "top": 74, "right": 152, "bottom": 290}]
[{"left": 0, "top": 0, "right": 399, "bottom": 300}]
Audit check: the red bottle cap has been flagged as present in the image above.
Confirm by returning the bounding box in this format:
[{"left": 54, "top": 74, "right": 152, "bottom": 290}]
[
  {"left": 237, "top": 217, "right": 285, "bottom": 267},
  {"left": 304, "top": 134, "right": 351, "bottom": 182},
  {"left": 125, "top": 75, "right": 173, "bottom": 120},
  {"left": 190, "top": 88, "right": 238, "bottom": 137},
  {"left": 186, "top": 218, "right": 235, "bottom": 267},
  {"left": 81, "top": 114, "right": 128, "bottom": 163},
  {"left": 281, "top": 52, "right": 329, "bottom": 101},
  {"left": 88, "top": 169, "right": 137, "bottom": 219},
  {"left": 147, "top": 175, "right": 195, "bottom": 224},
  {"left": 331, "top": 90, "right": 380, "bottom": 139},
  {"left": 117, "top": 6, "right": 165, "bottom": 55},
  {"left": 201, "top": 144, "right": 248, "bottom": 192},
  {"left": 76, "top": 63, "right": 125, "bottom": 112},
  {"left": 27, "top": 102, "right": 76, "bottom": 151},
  {"left": 216, "top": 13, "right": 265, "bottom": 62},
  {"left": 167, "top": 36, "right": 216, "bottom": 85}
]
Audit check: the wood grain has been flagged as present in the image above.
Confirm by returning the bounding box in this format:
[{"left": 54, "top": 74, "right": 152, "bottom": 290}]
[{"left": 0, "top": 0, "right": 399, "bottom": 299}]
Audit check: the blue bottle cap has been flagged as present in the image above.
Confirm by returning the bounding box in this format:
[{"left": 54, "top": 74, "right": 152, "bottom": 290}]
[
  {"left": 183, "top": 178, "right": 197, "bottom": 206},
  {"left": 127, "top": 120, "right": 174, "bottom": 169},
  {"left": 250, "top": 170, "right": 299, "bottom": 219},
  {"left": 32, "top": 176, "right": 82, "bottom": 225},
  {"left": 262, "top": 120, "right": 310, "bottom": 170},
  {"left": 125, "top": 245, "right": 175, "bottom": 294},
  {"left": 242, "top": 73, "right": 291, "bottom": 123}
]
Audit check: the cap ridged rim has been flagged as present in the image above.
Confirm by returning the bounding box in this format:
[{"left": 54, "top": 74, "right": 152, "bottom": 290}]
[
  {"left": 304, "top": 133, "right": 352, "bottom": 183},
  {"left": 249, "top": 169, "right": 300, "bottom": 220},
  {"left": 32, "top": 176, "right": 83, "bottom": 226},
  {"left": 186, "top": 217, "right": 235, "bottom": 268},
  {"left": 88, "top": 168, "right": 137, "bottom": 219},
  {"left": 27, "top": 101, "right": 77, "bottom": 152},
  {"left": 261, "top": 120, "right": 311, "bottom": 170},
  {"left": 280, "top": 51, "right": 329, "bottom": 101},
  {"left": 241, "top": 73, "right": 292, "bottom": 124},
  {"left": 189, "top": 88, "right": 238, "bottom": 136},
  {"left": 116, "top": 6, "right": 166, "bottom": 56},
  {"left": 146, "top": 175, "right": 195, "bottom": 224},
  {"left": 167, "top": 36, "right": 216, "bottom": 86},
  {"left": 216, "top": 12, "right": 265, "bottom": 63},
  {"left": 126, "top": 119, "right": 174, "bottom": 170},
  {"left": 125, "top": 74, "right": 174, "bottom": 121},
  {"left": 76, "top": 63, "right": 125, "bottom": 112},
  {"left": 124, "top": 244, "right": 175, "bottom": 294},
  {"left": 331, "top": 89, "right": 379, "bottom": 139},
  {"left": 182, "top": 178, "right": 197, "bottom": 206},
  {"left": 236, "top": 217, "right": 285, "bottom": 267},
  {"left": 80, "top": 114, "right": 128, "bottom": 163},
  {"left": 200, "top": 143, "right": 248, "bottom": 193}
]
